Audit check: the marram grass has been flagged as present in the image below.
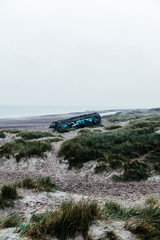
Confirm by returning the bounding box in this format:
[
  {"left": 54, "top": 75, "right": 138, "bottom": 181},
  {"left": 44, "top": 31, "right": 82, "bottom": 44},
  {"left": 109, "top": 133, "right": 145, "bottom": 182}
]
[{"left": 19, "top": 199, "right": 99, "bottom": 240}]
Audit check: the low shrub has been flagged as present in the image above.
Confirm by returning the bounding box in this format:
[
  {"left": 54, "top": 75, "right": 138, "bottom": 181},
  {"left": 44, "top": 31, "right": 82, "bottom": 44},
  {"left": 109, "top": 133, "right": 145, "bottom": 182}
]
[{"left": 20, "top": 199, "right": 99, "bottom": 239}]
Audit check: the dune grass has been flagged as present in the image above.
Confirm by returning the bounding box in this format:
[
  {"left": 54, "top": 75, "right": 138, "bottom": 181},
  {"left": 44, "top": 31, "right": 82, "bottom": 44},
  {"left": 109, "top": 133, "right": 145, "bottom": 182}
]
[
  {"left": 15, "top": 176, "right": 57, "bottom": 192},
  {"left": 19, "top": 199, "right": 99, "bottom": 240},
  {"left": 0, "top": 139, "right": 52, "bottom": 161},
  {"left": 103, "top": 197, "right": 160, "bottom": 240},
  {"left": 112, "top": 160, "right": 149, "bottom": 181},
  {"left": 103, "top": 196, "right": 160, "bottom": 240},
  {"left": 0, "top": 213, "right": 24, "bottom": 228},
  {"left": 126, "top": 197, "right": 160, "bottom": 240},
  {"left": 58, "top": 127, "right": 160, "bottom": 180}
]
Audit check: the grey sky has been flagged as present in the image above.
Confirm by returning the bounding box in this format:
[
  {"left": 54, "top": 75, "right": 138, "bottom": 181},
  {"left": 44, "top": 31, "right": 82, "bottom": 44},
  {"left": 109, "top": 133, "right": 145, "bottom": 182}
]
[{"left": 0, "top": 0, "right": 160, "bottom": 109}]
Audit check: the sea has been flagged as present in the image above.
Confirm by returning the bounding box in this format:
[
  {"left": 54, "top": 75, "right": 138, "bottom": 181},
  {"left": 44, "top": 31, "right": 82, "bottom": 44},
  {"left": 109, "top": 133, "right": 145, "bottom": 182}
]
[{"left": 0, "top": 105, "right": 116, "bottom": 119}]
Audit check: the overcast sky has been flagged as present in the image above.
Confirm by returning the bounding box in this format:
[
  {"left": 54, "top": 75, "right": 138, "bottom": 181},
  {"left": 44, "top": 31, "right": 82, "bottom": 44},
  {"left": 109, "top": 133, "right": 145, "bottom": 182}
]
[{"left": 0, "top": 0, "right": 160, "bottom": 109}]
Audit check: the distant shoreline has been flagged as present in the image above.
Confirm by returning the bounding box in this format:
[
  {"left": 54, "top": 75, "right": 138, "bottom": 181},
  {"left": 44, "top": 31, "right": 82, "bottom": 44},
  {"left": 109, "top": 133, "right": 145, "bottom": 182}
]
[{"left": 0, "top": 110, "right": 119, "bottom": 130}]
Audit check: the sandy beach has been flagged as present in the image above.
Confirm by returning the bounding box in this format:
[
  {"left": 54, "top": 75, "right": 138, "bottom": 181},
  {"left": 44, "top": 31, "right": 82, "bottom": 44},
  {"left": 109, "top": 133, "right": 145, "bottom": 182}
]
[{"left": 0, "top": 111, "right": 91, "bottom": 130}]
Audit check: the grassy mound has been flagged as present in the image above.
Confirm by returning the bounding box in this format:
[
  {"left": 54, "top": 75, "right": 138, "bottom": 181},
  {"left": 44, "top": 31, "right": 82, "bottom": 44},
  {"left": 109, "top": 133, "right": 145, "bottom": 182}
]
[
  {"left": 20, "top": 199, "right": 99, "bottom": 239},
  {"left": 58, "top": 128, "right": 160, "bottom": 178},
  {"left": 0, "top": 139, "right": 52, "bottom": 161}
]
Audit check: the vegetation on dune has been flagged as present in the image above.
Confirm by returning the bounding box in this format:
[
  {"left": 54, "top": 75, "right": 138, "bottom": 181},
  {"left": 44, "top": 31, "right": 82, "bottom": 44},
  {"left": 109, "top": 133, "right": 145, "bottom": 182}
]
[
  {"left": 0, "top": 139, "right": 52, "bottom": 161},
  {"left": 2, "top": 129, "right": 21, "bottom": 134},
  {"left": 0, "top": 129, "right": 63, "bottom": 141},
  {"left": 126, "top": 197, "right": 160, "bottom": 240},
  {"left": 17, "top": 130, "right": 54, "bottom": 140},
  {"left": 49, "top": 137, "right": 64, "bottom": 142},
  {"left": 58, "top": 127, "right": 160, "bottom": 179},
  {"left": 104, "top": 196, "right": 160, "bottom": 240},
  {"left": 1, "top": 184, "right": 17, "bottom": 200},
  {"left": 103, "top": 112, "right": 146, "bottom": 122},
  {"left": 78, "top": 128, "right": 92, "bottom": 135},
  {"left": 0, "top": 131, "right": 6, "bottom": 138},
  {"left": 19, "top": 199, "right": 99, "bottom": 240},
  {"left": 0, "top": 184, "right": 18, "bottom": 209},
  {"left": 15, "top": 176, "right": 57, "bottom": 192},
  {"left": 105, "top": 231, "right": 120, "bottom": 240},
  {"left": 94, "top": 163, "right": 107, "bottom": 174},
  {"left": 93, "top": 129, "right": 102, "bottom": 132},
  {"left": 0, "top": 176, "right": 57, "bottom": 209},
  {"left": 103, "top": 111, "right": 160, "bottom": 125},
  {"left": 0, "top": 213, "right": 24, "bottom": 228},
  {"left": 126, "top": 114, "right": 160, "bottom": 132},
  {"left": 104, "top": 125, "right": 122, "bottom": 130},
  {"left": 112, "top": 160, "right": 149, "bottom": 181},
  {"left": 17, "top": 195, "right": 159, "bottom": 240}
]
